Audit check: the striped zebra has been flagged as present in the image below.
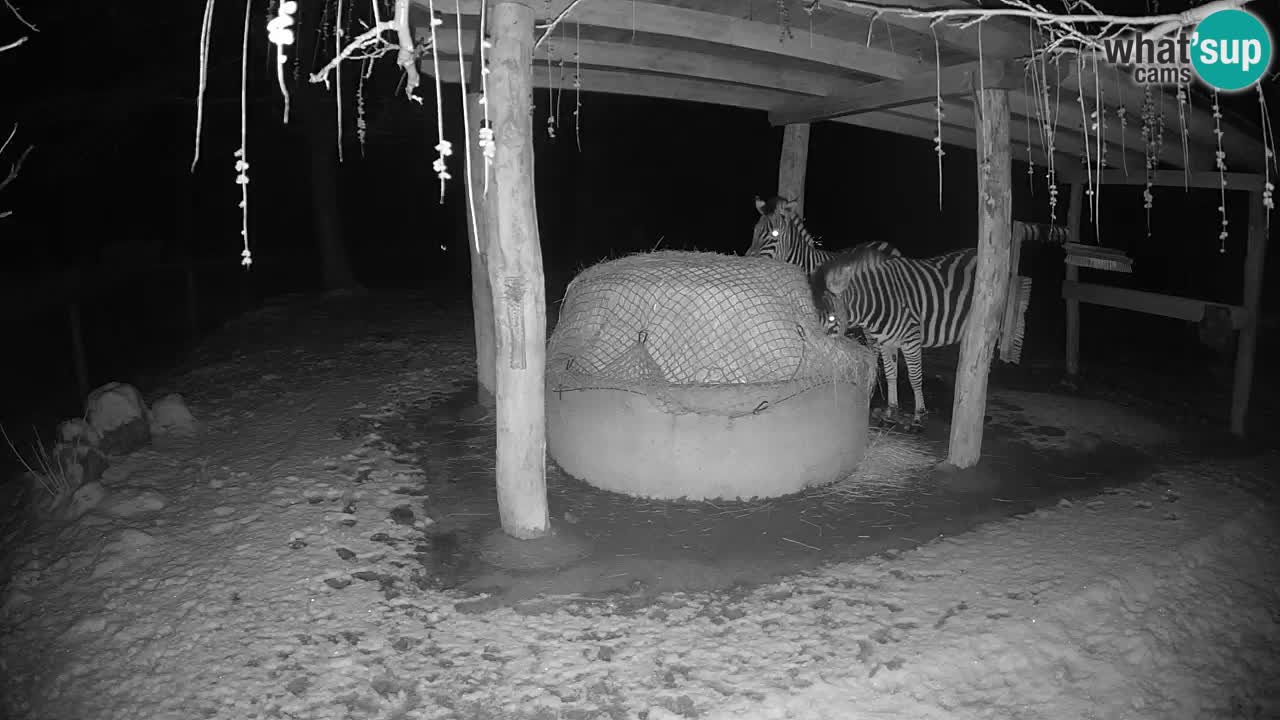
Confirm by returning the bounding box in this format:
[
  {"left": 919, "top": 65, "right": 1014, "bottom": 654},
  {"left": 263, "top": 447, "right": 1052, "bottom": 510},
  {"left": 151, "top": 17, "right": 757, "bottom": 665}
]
[
  {"left": 811, "top": 245, "right": 979, "bottom": 430},
  {"left": 746, "top": 196, "right": 900, "bottom": 273}
]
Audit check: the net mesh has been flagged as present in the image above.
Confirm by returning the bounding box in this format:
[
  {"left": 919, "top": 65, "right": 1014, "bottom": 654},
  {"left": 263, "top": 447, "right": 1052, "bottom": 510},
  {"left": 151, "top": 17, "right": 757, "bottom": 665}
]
[{"left": 547, "top": 251, "right": 877, "bottom": 396}]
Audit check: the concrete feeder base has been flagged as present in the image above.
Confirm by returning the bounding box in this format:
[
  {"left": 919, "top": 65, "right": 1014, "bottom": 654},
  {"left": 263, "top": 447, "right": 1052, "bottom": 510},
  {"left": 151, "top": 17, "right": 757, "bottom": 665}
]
[{"left": 546, "top": 380, "right": 870, "bottom": 501}]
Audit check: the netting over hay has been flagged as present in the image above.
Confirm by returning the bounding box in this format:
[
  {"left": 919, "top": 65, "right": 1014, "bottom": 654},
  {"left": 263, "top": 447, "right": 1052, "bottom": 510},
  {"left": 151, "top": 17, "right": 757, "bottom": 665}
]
[{"left": 548, "top": 251, "right": 877, "bottom": 394}]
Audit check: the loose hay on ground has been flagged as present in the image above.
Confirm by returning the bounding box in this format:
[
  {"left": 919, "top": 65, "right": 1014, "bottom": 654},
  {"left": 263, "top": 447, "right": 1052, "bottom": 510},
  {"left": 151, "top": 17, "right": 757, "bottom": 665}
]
[{"left": 811, "top": 428, "right": 939, "bottom": 501}]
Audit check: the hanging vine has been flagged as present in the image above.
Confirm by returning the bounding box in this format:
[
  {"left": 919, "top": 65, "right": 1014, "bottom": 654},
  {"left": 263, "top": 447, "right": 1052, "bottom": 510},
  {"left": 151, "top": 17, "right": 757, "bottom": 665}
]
[
  {"left": 1259, "top": 84, "right": 1276, "bottom": 223},
  {"left": 424, "top": 0, "right": 451, "bottom": 200},
  {"left": 1075, "top": 53, "right": 1094, "bottom": 223},
  {"left": 1114, "top": 65, "right": 1128, "bottom": 175},
  {"left": 235, "top": 0, "right": 253, "bottom": 268},
  {"left": 190, "top": 0, "right": 1273, "bottom": 268},
  {"left": 930, "top": 25, "right": 944, "bottom": 209},
  {"left": 455, "top": 0, "right": 480, "bottom": 253},
  {"left": 1212, "top": 91, "right": 1228, "bottom": 253},
  {"left": 478, "top": 0, "right": 495, "bottom": 194},
  {"left": 266, "top": 1, "right": 297, "bottom": 123},
  {"left": 573, "top": 22, "right": 582, "bottom": 152},
  {"left": 545, "top": 22, "right": 556, "bottom": 139},
  {"left": 1140, "top": 86, "right": 1160, "bottom": 238},
  {"left": 334, "top": 0, "right": 347, "bottom": 163}
]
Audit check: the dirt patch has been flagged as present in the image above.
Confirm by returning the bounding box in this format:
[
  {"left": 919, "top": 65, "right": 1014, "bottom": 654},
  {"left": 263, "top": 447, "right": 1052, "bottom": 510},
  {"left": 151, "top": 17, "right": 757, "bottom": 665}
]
[
  {"left": 363, "top": 379, "right": 1163, "bottom": 608},
  {"left": 987, "top": 389, "right": 1178, "bottom": 453}
]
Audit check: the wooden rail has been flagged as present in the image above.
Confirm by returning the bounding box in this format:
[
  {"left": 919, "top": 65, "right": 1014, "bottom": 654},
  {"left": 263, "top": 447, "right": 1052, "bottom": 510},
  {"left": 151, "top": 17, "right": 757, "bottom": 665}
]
[
  {"left": 1061, "top": 183, "right": 1270, "bottom": 437},
  {"left": 1061, "top": 281, "right": 1247, "bottom": 327}
]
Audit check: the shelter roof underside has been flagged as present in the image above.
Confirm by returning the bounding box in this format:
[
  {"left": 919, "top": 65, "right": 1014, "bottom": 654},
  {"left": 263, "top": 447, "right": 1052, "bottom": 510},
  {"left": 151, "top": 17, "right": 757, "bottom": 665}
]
[{"left": 413, "top": 0, "right": 1269, "bottom": 179}]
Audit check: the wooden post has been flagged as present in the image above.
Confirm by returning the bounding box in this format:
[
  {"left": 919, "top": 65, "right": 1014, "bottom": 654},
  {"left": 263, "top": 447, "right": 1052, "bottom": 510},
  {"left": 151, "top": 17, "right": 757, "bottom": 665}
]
[
  {"left": 946, "top": 89, "right": 1012, "bottom": 470},
  {"left": 777, "top": 123, "right": 810, "bottom": 214},
  {"left": 465, "top": 27, "right": 497, "bottom": 403},
  {"left": 68, "top": 302, "right": 89, "bottom": 401},
  {"left": 483, "top": 0, "right": 551, "bottom": 539},
  {"left": 1230, "top": 189, "right": 1269, "bottom": 436},
  {"left": 1064, "top": 182, "right": 1085, "bottom": 376}
]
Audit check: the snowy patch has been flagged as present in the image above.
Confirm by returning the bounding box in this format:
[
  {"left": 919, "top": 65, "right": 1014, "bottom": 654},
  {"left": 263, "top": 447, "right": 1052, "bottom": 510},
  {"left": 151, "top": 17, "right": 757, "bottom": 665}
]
[
  {"left": 148, "top": 394, "right": 199, "bottom": 437},
  {"left": 2, "top": 299, "right": 1274, "bottom": 720}
]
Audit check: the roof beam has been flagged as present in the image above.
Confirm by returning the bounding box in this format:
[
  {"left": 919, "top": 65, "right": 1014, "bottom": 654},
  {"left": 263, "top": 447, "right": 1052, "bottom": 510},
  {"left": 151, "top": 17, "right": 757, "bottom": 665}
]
[
  {"left": 416, "top": 0, "right": 1259, "bottom": 171},
  {"left": 417, "top": 0, "right": 929, "bottom": 81},
  {"left": 769, "top": 58, "right": 1022, "bottom": 126},
  {"left": 430, "top": 29, "right": 869, "bottom": 98},
  {"left": 423, "top": 59, "right": 1072, "bottom": 171},
  {"left": 430, "top": 29, "right": 1149, "bottom": 171},
  {"left": 807, "top": 1, "right": 1258, "bottom": 171}
]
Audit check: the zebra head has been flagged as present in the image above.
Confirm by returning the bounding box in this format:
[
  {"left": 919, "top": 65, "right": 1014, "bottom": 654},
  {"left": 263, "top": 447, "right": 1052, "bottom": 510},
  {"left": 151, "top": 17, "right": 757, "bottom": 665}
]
[
  {"left": 746, "top": 195, "right": 813, "bottom": 259},
  {"left": 811, "top": 245, "right": 893, "bottom": 337}
]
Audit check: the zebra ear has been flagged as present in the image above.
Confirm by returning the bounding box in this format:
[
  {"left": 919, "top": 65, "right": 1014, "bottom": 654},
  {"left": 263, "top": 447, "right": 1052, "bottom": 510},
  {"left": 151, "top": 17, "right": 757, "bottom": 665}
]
[
  {"left": 754, "top": 196, "right": 767, "bottom": 214},
  {"left": 778, "top": 197, "right": 799, "bottom": 215}
]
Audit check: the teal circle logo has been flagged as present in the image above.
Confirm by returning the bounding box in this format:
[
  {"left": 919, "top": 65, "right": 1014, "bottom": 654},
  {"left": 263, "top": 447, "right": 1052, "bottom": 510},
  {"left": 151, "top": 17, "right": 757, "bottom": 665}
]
[{"left": 1192, "top": 9, "right": 1273, "bottom": 92}]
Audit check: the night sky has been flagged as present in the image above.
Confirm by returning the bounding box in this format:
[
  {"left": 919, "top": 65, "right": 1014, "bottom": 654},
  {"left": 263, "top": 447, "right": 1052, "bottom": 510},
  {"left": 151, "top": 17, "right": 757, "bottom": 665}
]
[{"left": 1, "top": 0, "right": 1277, "bottom": 441}]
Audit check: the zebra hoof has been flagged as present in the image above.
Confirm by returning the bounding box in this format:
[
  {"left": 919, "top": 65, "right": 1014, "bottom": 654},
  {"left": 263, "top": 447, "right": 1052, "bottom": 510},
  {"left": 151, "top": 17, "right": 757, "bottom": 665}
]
[{"left": 874, "top": 406, "right": 904, "bottom": 427}]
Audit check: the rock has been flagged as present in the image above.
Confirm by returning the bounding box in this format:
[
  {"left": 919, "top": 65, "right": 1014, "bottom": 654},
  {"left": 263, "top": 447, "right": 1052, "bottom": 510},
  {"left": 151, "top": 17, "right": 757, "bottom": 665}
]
[
  {"left": 149, "top": 394, "right": 198, "bottom": 437},
  {"left": 57, "top": 418, "right": 101, "bottom": 447},
  {"left": 99, "top": 488, "right": 167, "bottom": 518},
  {"left": 86, "top": 382, "right": 151, "bottom": 455},
  {"left": 62, "top": 481, "right": 107, "bottom": 521},
  {"left": 89, "top": 528, "right": 158, "bottom": 579}
]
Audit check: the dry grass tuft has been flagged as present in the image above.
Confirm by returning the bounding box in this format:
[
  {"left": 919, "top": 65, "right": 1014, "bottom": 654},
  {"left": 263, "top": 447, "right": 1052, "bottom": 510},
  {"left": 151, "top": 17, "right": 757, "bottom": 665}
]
[{"left": 1, "top": 425, "right": 74, "bottom": 498}]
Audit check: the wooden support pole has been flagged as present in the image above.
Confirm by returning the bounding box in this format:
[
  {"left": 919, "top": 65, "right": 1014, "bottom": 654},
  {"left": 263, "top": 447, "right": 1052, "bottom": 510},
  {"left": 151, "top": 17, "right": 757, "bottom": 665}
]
[
  {"left": 947, "top": 88, "right": 1012, "bottom": 470},
  {"left": 1064, "top": 182, "right": 1084, "bottom": 377},
  {"left": 1230, "top": 190, "right": 1269, "bottom": 436},
  {"left": 68, "top": 302, "right": 89, "bottom": 401},
  {"left": 465, "top": 27, "right": 497, "bottom": 403},
  {"left": 777, "top": 123, "right": 810, "bottom": 215},
  {"left": 484, "top": 0, "right": 551, "bottom": 539}
]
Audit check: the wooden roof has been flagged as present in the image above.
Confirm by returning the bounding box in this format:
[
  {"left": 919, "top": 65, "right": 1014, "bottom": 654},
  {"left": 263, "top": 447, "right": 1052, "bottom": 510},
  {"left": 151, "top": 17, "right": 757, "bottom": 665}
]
[{"left": 412, "top": 0, "right": 1269, "bottom": 179}]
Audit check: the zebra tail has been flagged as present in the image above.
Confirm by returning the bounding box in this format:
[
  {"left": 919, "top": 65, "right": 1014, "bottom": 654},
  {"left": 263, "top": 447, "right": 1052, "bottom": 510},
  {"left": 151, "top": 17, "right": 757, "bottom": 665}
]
[{"left": 998, "top": 275, "right": 1033, "bottom": 364}]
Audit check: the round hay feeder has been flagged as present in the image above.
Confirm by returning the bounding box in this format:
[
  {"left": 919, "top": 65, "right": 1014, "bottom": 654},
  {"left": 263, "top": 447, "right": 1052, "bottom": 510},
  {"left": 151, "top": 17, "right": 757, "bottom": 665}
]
[{"left": 546, "top": 251, "right": 878, "bottom": 501}]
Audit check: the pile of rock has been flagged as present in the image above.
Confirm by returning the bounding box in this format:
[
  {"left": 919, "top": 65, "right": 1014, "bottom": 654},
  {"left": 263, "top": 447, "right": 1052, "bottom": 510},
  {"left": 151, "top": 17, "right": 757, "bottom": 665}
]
[{"left": 20, "top": 382, "right": 199, "bottom": 522}]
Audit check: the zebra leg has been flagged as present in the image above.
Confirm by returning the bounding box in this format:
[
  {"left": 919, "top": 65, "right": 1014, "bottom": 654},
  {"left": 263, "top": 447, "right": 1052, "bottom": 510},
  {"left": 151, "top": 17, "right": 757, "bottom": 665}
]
[
  {"left": 901, "top": 341, "right": 928, "bottom": 432},
  {"left": 877, "top": 343, "right": 902, "bottom": 426}
]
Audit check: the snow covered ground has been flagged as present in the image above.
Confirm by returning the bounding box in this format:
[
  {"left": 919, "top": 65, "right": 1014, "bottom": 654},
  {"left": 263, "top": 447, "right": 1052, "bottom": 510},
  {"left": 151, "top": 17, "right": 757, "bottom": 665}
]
[{"left": 2, "top": 297, "right": 1277, "bottom": 720}]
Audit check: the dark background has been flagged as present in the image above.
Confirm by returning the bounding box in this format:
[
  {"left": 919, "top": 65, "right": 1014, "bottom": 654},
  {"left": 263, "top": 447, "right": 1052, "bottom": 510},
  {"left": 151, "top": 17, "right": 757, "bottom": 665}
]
[{"left": 1, "top": 0, "right": 1277, "bottom": 461}]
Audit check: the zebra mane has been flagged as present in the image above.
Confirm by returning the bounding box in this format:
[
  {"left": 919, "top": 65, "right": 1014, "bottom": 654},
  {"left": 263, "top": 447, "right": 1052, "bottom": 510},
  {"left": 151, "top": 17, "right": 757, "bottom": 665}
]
[
  {"left": 810, "top": 244, "right": 893, "bottom": 312},
  {"left": 773, "top": 201, "right": 823, "bottom": 250},
  {"left": 809, "top": 263, "right": 834, "bottom": 321}
]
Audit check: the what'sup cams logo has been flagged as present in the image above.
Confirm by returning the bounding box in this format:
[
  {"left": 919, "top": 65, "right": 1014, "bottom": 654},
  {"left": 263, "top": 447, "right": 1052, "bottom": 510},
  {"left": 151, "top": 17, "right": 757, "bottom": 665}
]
[{"left": 1101, "top": 6, "right": 1273, "bottom": 92}]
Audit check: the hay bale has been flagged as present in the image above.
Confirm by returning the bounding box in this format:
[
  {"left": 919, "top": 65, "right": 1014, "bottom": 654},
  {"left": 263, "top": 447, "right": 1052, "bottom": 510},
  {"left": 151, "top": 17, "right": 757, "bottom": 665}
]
[
  {"left": 548, "top": 251, "right": 873, "bottom": 388},
  {"left": 546, "top": 251, "right": 878, "bottom": 501}
]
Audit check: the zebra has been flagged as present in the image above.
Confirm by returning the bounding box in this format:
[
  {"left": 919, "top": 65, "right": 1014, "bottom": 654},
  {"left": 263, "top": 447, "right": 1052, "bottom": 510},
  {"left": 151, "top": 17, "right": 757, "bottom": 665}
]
[
  {"left": 746, "top": 195, "right": 902, "bottom": 348},
  {"left": 746, "top": 195, "right": 900, "bottom": 273},
  {"left": 811, "top": 244, "right": 979, "bottom": 431}
]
